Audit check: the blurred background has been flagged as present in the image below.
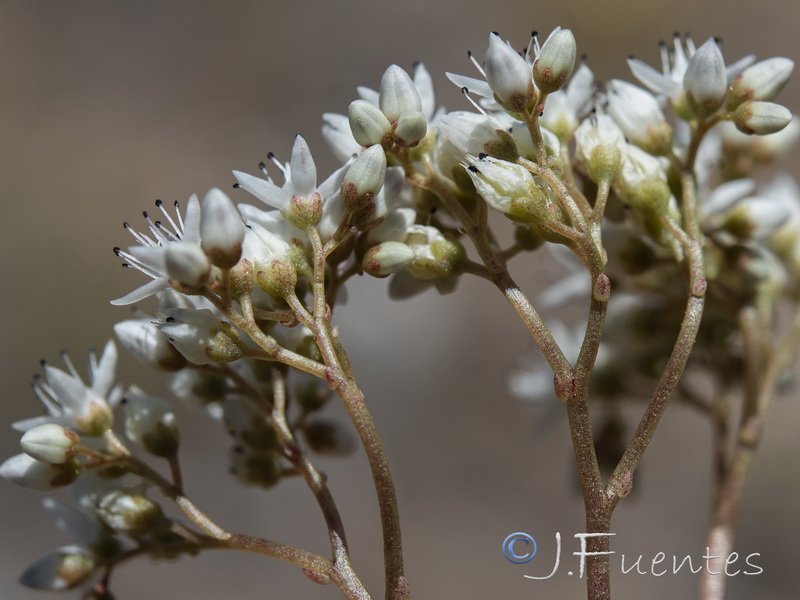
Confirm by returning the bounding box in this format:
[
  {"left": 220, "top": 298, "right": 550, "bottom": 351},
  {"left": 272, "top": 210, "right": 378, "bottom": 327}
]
[{"left": 1, "top": 1, "right": 798, "bottom": 598}]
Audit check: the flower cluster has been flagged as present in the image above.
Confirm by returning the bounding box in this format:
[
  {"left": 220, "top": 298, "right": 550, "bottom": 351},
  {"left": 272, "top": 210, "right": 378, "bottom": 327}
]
[{"left": 2, "top": 26, "right": 796, "bottom": 600}]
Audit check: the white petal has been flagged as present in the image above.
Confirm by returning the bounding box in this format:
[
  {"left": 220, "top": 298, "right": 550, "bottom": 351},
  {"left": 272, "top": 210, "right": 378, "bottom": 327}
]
[
  {"left": 289, "top": 134, "right": 317, "bottom": 197},
  {"left": 110, "top": 277, "right": 170, "bottom": 306},
  {"left": 445, "top": 72, "right": 494, "bottom": 99},
  {"left": 233, "top": 170, "right": 291, "bottom": 212}
]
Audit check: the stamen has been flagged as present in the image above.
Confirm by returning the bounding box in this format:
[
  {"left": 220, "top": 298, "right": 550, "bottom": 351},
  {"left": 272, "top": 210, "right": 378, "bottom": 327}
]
[
  {"left": 461, "top": 87, "right": 488, "bottom": 116},
  {"left": 60, "top": 350, "right": 79, "bottom": 379},
  {"left": 156, "top": 199, "right": 182, "bottom": 238},
  {"left": 467, "top": 50, "right": 486, "bottom": 78}
]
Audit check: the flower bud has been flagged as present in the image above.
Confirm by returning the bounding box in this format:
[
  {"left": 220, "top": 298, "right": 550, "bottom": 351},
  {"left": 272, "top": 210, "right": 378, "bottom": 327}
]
[
  {"left": 575, "top": 114, "right": 626, "bottom": 183},
  {"left": 729, "top": 57, "right": 794, "bottom": 108},
  {"left": 301, "top": 419, "right": 356, "bottom": 456},
  {"left": 229, "top": 446, "right": 282, "bottom": 488},
  {"left": 164, "top": 241, "right": 211, "bottom": 289},
  {"left": 21, "top": 424, "right": 81, "bottom": 465},
  {"left": 464, "top": 155, "right": 554, "bottom": 223},
  {"left": 733, "top": 101, "right": 792, "bottom": 135},
  {"left": 363, "top": 241, "right": 416, "bottom": 277},
  {"left": 404, "top": 225, "right": 465, "bottom": 279},
  {"left": 348, "top": 99, "right": 392, "bottom": 147},
  {"left": 393, "top": 110, "right": 428, "bottom": 146},
  {"left": 379, "top": 65, "right": 423, "bottom": 122},
  {"left": 224, "top": 397, "right": 278, "bottom": 451},
  {"left": 533, "top": 28, "right": 577, "bottom": 94},
  {"left": 158, "top": 308, "right": 247, "bottom": 365},
  {"left": 485, "top": 33, "right": 533, "bottom": 110},
  {"left": 606, "top": 80, "right": 672, "bottom": 155},
  {"left": 0, "top": 453, "right": 81, "bottom": 491},
  {"left": 123, "top": 390, "right": 179, "bottom": 458},
  {"left": 114, "top": 319, "right": 187, "bottom": 371},
  {"left": 20, "top": 546, "right": 96, "bottom": 591},
  {"left": 341, "top": 145, "right": 387, "bottom": 211},
  {"left": 201, "top": 187, "right": 245, "bottom": 269},
  {"left": 684, "top": 38, "right": 727, "bottom": 119},
  {"left": 97, "top": 490, "right": 170, "bottom": 534}
]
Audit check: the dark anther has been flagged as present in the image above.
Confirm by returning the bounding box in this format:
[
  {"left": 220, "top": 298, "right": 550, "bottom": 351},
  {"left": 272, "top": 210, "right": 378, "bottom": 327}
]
[
  {"left": 155, "top": 199, "right": 163, "bottom": 207},
  {"left": 142, "top": 211, "right": 149, "bottom": 218},
  {"left": 267, "top": 152, "right": 275, "bottom": 159},
  {"left": 478, "top": 152, "right": 488, "bottom": 159},
  {"left": 233, "top": 183, "right": 241, "bottom": 189},
  {"left": 258, "top": 162, "right": 267, "bottom": 170},
  {"left": 165, "top": 317, "right": 175, "bottom": 322},
  {"left": 467, "top": 165, "right": 479, "bottom": 173}
]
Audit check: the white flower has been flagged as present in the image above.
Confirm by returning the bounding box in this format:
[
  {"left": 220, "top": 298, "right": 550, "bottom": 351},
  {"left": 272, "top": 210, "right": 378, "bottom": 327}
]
[
  {"left": 112, "top": 195, "right": 202, "bottom": 305},
  {"left": 605, "top": 79, "right": 671, "bottom": 154},
  {"left": 233, "top": 134, "right": 322, "bottom": 228},
  {"left": 19, "top": 545, "right": 96, "bottom": 591},
  {"left": 122, "top": 387, "right": 179, "bottom": 458},
  {"left": 627, "top": 33, "right": 754, "bottom": 118},
  {"left": 15, "top": 342, "right": 121, "bottom": 436},
  {"left": 539, "top": 63, "right": 595, "bottom": 140}
]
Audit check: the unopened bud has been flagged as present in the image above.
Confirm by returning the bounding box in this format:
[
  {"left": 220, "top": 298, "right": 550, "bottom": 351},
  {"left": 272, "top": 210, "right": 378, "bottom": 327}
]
[
  {"left": 158, "top": 308, "right": 247, "bottom": 365},
  {"left": 534, "top": 28, "right": 577, "bottom": 93},
  {"left": 114, "top": 319, "right": 187, "bottom": 371},
  {"left": 98, "top": 490, "right": 170, "bottom": 534},
  {"left": 123, "top": 390, "right": 179, "bottom": 458},
  {"left": 733, "top": 101, "right": 792, "bottom": 135},
  {"left": 684, "top": 38, "right": 727, "bottom": 119},
  {"left": 575, "top": 114, "right": 626, "bottom": 183},
  {"left": 379, "top": 65, "right": 423, "bottom": 121},
  {"left": 0, "top": 453, "right": 81, "bottom": 491},
  {"left": 201, "top": 188, "right": 245, "bottom": 269},
  {"left": 341, "top": 145, "right": 387, "bottom": 211},
  {"left": 20, "top": 547, "right": 96, "bottom": 591},
  {"left": 349, "top": 99, "right": 392, "bottom": 147},
  {"left": 230, "top": 446, "right": 282, "bottom": 488},
  {"left": 485, "top": 33, "right": 533, "bottom": 110},
  {"left": 393, "top": 110, "right": 428, "bottom": 146},
  {"left": 165, "top": 241, "right": 211, "bottom": 289},
  {"left": 302, "top": 419, "right": 356, "bottom": 456},
  {"left": 363, "top": 242, "right": 415, "bottom": 277},
  {"left": 21, "top": 424, "right": 80, "bottom": 464},
  {"left": 729, "top": 57, "right": 794, "bottom": 108}
]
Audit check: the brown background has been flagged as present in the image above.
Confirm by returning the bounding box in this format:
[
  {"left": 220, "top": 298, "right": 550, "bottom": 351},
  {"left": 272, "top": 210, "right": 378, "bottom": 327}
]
[{"left": 1, "top": 1, "right": 798, "bottom": 599}]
